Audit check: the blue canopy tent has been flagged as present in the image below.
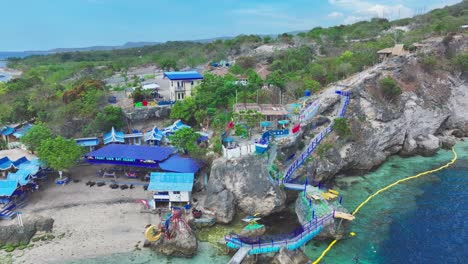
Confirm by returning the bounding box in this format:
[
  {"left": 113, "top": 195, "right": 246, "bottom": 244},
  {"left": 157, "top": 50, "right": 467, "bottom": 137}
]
[
  {"left": 0, "top": 180, "right": 18, "bottom": 197},
  {"left": 0, "top": 156, "right": 30, "bottom": 171},
  {"left": 159, "top": 154, "right": 201, "bottom": 173},
  {"left": 7, "top": 159, "right": 42, "bottom": 186},
  {"left": 103, "top": 127, "right": 125, "bottom": 145},
  {"left": 85, "top": 144, "right": 174, "bottom": 168}
]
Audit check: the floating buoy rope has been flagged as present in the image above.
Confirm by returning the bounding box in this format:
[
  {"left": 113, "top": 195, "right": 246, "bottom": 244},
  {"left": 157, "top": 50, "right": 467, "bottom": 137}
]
[{"left": 312, "top": 147, "right": 458, "bottom": 264}]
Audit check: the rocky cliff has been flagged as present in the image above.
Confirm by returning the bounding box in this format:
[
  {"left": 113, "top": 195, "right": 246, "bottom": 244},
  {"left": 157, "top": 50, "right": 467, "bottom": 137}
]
[
  {"left": 300, "top": 34, "right": 467, "bottom": 182},
  {"left": 204, "top": 155, "right": 286, "bottom": 223}
]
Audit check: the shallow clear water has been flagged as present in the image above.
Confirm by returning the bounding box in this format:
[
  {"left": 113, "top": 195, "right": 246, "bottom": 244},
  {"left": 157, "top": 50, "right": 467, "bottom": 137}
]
[
  {"left": 68, "top": 142, "right": 468, "bottom": 263},
  {"left": 304, "top": 141, "right": 468, "bottom": 264}
]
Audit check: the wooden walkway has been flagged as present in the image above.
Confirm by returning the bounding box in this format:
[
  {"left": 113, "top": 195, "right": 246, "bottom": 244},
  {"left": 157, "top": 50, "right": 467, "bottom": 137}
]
[{"left": 227, "top": 246, "right": 250, "bottom": 264}]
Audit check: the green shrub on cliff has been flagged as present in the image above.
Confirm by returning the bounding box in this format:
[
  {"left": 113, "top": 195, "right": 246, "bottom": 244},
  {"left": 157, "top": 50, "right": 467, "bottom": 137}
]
[
  {"left": 452, "top": 53, "right": 468, "bottom": 72},
  {"left": 379, "top": 77, "right": 402, "bottom": 98},
  {"left": 333, "top": 118, "right": 352, "bottom": 138}
]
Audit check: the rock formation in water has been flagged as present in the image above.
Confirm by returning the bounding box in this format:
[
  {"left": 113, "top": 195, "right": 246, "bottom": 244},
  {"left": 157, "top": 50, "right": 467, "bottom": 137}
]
[
  {"left": 204, "top": 155, "right": 286, "bottom": 223},
  {"left": 0, "top": 215, "right": 54, "bottom": 247}
]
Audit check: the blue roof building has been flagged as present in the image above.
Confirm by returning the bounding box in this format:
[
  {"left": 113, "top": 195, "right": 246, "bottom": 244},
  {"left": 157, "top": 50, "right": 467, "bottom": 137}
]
[
  {"left": 148, "top": 172, "right": 194, "bottom": 207},
  {"left": 103, "top": 127, "right": 125, "bottom": 145},
  {"left": 145, "top": 127, "right": 164, "bottom": 145},
  {"left": 1, "top": 127, "right": 14, "bottom": 136},
  {"left": 164, "top": 71, "right": 203, "bottom": 101},
  {"left": 75, "top": 137, "right": 100, "bottom": 151},
  {"left": 159, "top": 154, "right": 201, "bottom": 173},
  {"left": 85, "top": 144, "right": 174, "bottom": 168},
  {"left": 163, "top": 71, "right": 203, "bottom": 81},
  {"left": 12, "top": 124, "right": 33, "bottom": 139}
]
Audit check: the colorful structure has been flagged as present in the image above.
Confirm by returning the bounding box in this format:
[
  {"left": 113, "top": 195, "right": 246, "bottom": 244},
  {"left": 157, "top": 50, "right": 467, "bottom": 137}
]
[
  {"left": 225, "top": 91, "right": 352, "bottom": 260},
  {"left": 148, "top": 172, "right": 194, "bottom": 207},
  {"left": 164, "top": 71, "right": 203, "bottom": 101},
  {"left": 0, "top": 156, "right": 41, "bottom": 219}
]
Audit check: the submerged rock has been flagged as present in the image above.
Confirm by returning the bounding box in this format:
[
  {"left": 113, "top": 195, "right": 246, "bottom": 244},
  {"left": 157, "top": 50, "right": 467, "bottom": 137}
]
[
  {"left": 0, "top": 215, "right": 54, "bottom": 247},
  {"left": 239, "top": 223, "right": 266, "bottom": 239},
  {"left": 272, "top": 247, "right": 309, "bottom": 264}
]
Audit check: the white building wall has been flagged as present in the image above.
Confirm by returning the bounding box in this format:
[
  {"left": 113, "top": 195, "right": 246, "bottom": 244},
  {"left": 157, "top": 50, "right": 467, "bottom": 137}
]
[
  {"left": 169, "top": 79, "right": 201, "bottom": 101},
  {"left": 222, "top": 143, "right": 256, "bottom": 159},
  {"left": 168, "top": 191, "right": 190, "bottom": 202}
]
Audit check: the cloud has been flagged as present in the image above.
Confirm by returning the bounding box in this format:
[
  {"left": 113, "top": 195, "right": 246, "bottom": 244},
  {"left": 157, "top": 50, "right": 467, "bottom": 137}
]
[
  {"left": 328, "top": 12, "right": 343, "bottom": 18},
  {"left": 329, "top": 0, "right": 414, "bottom": 23},
  {"left": 231, "top": 4, "right": 317, "bottom": 30}
]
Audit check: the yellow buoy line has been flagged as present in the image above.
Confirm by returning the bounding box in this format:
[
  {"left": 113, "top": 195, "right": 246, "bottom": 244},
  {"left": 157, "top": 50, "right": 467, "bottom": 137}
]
[{"left": 312, "top": 147, "right": 458, "bottom": 264}]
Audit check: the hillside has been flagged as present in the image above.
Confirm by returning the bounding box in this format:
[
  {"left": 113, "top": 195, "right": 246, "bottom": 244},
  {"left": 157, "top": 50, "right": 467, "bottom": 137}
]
[{"left": 0, "top": 1, "right": 467, "bottom": 139}]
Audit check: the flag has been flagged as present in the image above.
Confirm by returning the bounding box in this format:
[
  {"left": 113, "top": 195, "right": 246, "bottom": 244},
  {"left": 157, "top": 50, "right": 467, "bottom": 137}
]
[{"left": 292, "top": 123, "right": 300, "bottom": 133}]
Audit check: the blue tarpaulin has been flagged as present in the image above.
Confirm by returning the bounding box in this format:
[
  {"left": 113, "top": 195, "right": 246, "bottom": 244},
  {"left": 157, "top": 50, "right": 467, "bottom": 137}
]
[
  {"left": 163, "top": 71, "right": 203, "bottom": 81},
  {"left": 0, "top": 156, "right": 30, "bottom": 171},
  {"left": 85, "top": 144, "right": 174, "bottom": 167},
  {"left": 159, "top": 154, "right": 201, "bottom": 173},
  {"left": 1, "top": 127, "right": 14, "bottom": 136},
  {"left": 148, "top": 172, "right": 194, "bottom": 192}
]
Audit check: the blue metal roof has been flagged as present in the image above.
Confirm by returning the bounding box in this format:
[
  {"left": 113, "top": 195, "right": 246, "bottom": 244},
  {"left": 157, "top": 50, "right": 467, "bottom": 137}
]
[
  {"left": 85, "top": 144, "right": 174, "bottom": 162},
  {"left": 0, "top": 180, "right": 18, "bottom": 197},
  {"left": 148, "top": 172, "right": 194, "bottom": 192},
  {"left": 75, "top": 137, "right": 100, "bottom": 147},
  {"left": 103, "top": 127, "right": 125, "bottom": 144},
  {"left": 163, "top": 71, "right": 203, "bottom": 81},
  {"left": 1, "top": 127, "right": 14, "bottom": 136},
  {"left": 12, "top": 124, "right": 33, "bottom": 138},
  {"left": 159, "top": 154, "right": 201, "bottom": 173}
]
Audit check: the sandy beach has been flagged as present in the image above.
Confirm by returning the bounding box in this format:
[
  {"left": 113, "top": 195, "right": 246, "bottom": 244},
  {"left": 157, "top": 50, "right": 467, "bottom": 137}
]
[{"left": 3, "top": 164, "right": 162, "bottom": 264}]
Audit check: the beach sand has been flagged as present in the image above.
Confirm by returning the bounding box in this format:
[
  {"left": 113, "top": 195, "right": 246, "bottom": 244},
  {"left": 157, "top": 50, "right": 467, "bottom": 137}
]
[{"left": 4, "top": 164, "right": 161, "bottom": 264}]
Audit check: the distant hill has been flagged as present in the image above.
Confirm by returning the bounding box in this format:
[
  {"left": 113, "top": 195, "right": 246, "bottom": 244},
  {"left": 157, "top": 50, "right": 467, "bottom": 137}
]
[{"left": 0, "top": 31, "right": 305, "bottom": 58}]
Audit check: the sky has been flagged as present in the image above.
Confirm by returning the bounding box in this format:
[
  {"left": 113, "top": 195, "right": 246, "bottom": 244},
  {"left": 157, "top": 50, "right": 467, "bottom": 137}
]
[{"left": 0, "top": 0, "right": 462, "bottom": 51}]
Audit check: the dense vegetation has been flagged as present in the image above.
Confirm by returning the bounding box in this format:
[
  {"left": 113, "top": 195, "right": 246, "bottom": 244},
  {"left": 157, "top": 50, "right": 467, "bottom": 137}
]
[{"left": 0, "top": 1, "right": 466, "bottom": 138}]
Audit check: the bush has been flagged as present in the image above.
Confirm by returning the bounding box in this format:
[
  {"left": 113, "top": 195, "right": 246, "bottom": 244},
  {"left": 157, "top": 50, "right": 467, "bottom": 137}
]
[
  {"left": 379, "top": 77, "right": 402, "bottom": 98},
  {"left": 419, "top": 53, "right": 438, "bottom": 71},
  {"left": 298, "top": 141, "right": 305, "bottom": 150},
  {"left": 317, "top": 143, "right": 333, "bottom": 159},
  {"left": 333, "top": 118, "right": 352, "bottom": 138},
  {"left": 452, "top": 54, "right": 468, "bottom": 72}
]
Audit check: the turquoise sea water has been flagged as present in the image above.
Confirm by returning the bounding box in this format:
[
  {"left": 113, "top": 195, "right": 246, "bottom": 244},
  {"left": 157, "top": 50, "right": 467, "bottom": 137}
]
[{"left": 69, "top": 142, "right": 468, "bottom": 263}]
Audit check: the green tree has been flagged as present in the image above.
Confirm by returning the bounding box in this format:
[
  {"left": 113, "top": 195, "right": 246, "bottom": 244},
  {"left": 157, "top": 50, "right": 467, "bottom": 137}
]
[
  {"left": 333, "top": 118, "right": 352, "bottom": 138},
  {"left": 37, "top": 136, "right": 83, "bottom": 174},
  {"left": 170, "top": 97, "right": 198, "bottom": 125},
  {"left": 159, "top": 58, "right": 178, "bottom": 71},
  {"left": 168, "top": 127, "right": 204, "bottom": 157},
  {"left": 21, "top": 123, "right": 55, "bottom": 153}
]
